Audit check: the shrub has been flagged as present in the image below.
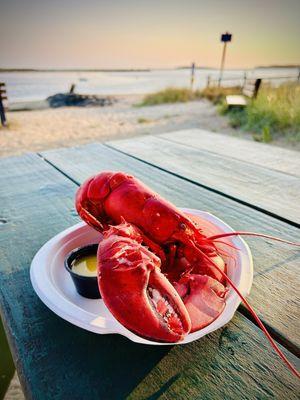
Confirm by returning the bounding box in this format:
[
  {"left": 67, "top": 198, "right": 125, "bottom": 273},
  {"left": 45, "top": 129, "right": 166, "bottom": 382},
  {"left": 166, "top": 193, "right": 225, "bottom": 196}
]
[{"left": 218, "top": 82, "right": 300, "bottom": 140}]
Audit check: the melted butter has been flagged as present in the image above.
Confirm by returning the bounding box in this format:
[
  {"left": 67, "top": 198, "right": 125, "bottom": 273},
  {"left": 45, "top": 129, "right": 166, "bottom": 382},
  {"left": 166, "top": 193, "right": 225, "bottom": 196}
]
[{"left": 72, "top": 254, "right": 98, "bottom": 277}]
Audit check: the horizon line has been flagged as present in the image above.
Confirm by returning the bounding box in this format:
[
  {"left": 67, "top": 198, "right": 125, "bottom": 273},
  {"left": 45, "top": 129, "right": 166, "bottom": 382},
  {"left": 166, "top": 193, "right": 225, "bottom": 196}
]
[{"left": 1, "top": 64, "right": 300, "bottom": 73}]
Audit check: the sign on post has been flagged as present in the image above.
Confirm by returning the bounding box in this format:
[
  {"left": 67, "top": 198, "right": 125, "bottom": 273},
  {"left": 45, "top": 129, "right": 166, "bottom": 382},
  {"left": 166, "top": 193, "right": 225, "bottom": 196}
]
[
  {"left": 221, "top": 33, "right": 232, "bottom": 43},
  {"left": 219, "top": 32, "right": 232, "bottom": 86}
]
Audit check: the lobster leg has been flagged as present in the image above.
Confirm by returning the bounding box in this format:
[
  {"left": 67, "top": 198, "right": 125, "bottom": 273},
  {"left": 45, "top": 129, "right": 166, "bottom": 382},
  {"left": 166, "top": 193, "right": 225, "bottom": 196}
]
[
  {"left": 174, "top": 274, "right": 227, "bottom": 332},
  {"left": 186, "top": 239, "right": 300, "bottom": 378}
]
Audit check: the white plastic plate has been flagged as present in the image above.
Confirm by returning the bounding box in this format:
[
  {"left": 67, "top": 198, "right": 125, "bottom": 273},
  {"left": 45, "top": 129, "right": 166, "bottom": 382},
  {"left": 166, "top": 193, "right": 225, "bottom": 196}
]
[{"left": 30, "top": 208, "right": 253, "bottom": 345}]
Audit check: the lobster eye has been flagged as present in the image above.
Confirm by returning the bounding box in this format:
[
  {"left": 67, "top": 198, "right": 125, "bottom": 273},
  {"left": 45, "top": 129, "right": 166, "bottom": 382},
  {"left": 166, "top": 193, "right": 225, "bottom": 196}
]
[{"left": 179, "top": 223, "right": 186, "bottom": 231}]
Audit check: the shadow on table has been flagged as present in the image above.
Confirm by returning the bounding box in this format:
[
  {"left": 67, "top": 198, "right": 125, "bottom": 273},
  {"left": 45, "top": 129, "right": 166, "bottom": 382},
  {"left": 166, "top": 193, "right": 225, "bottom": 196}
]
[
  {"left": 1, "top": 271, "right": 176, "bottom": 400},
  {"left": 42, "top": 316, "right": 173, "bottom": 399},
  {"left": 85, "top": 334, "right": 172, "bottom": 398},
  {"left": 144, "top": 374, "right": 180, "bottom": 400}
]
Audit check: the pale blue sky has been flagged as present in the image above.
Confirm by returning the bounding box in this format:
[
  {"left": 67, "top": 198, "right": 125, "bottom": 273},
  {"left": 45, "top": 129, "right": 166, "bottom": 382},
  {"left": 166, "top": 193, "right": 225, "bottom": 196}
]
[{"left": 1, "top": 0, "right": 299, "bottom": 68}]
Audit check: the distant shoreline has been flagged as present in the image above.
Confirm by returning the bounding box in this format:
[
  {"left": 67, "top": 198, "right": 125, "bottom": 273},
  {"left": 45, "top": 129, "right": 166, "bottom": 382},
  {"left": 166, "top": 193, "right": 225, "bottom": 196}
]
[
  {"left": 1, "top": 65, "right": 299, "bottom": 73},
  {"left": 1, "top": 67, "right": 214, "bottom": 73},
  {"left": 255, "top": 64, "right": 300, "bottom": 69},
  {"left": 0, "top": 68, "right": 152, "bottom": 73}
]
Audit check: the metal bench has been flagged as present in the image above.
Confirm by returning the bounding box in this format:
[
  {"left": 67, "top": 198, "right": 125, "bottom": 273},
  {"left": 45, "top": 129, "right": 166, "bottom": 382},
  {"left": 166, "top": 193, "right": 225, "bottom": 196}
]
[{"left": 226, "top": 78, "right": 261, "bottom": 107}]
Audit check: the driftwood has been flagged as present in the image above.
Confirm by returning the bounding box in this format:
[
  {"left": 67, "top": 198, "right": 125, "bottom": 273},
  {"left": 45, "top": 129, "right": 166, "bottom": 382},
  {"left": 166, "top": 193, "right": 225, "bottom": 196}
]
[{"left": 47, "top": 93, "right": 115, "bottom": 108}]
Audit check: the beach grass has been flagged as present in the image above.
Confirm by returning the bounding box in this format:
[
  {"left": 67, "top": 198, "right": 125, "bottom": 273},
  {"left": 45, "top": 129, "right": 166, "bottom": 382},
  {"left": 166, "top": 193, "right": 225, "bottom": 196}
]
[
  {"left": 138, "top": 87, "right": 202, "bottom": 106},
  {"left": 221, "top": 82, "right": 300, "bottom": 142},
  {"left": 137, "top": 117, "right": 152, "bottom": 123},
  {"left": 200, "top": 82, "right": 300, "bottom": 142},
  {"left": 138, "top": 85, "right": 242, "bottom": 106},
  {"left": 133, "top": 83, "right": 300, "bottom": 143}
]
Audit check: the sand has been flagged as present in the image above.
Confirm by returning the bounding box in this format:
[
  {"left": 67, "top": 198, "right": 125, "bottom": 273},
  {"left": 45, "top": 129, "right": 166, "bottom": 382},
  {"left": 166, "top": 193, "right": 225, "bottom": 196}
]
[
  {"left": 1, "top": 95, "right": 249, "bottom": 159},
  {"left": 4, "top": 374, "right": 24, "bottom": 400},
  {"left": 3, "top": 94, "right": 298, "bottom": 160}
]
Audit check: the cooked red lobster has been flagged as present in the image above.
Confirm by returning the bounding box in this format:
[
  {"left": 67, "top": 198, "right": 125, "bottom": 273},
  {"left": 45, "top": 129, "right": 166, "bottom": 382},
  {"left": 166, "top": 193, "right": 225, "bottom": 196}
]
[{"left": 76, "top": 171, "right": 299, "bottom": 377}]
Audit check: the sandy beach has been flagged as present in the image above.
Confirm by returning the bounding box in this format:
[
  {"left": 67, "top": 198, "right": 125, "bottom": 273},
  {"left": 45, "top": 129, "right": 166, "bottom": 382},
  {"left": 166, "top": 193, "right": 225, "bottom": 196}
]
[
  {"left": 1, "top": 95, "right": 239, "bottom": 158},
  {"left": 2, "top": 94, "right": 299, "bottom": 160}
]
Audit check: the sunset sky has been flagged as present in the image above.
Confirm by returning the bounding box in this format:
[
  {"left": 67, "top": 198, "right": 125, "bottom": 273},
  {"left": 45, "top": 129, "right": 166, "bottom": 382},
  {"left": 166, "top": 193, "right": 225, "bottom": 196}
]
[{"left": 1, "top": 0, "right": 300, "bottom": 69}]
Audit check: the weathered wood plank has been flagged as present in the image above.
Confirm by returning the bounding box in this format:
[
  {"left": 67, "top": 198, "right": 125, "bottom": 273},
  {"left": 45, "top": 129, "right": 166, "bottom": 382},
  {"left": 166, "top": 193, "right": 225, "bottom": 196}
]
[
  {"left": 127, "top": 317, "right": 300, "bottom": 400},
  {"left": 158, "top": 129, "right": 300, "bottom": 177},
  {"left": 107, "top": 135, "right": 300, "bottom": 225},
  {"left": 42, "top": 144, "right": 300, "bottom": 351},
  {"left": 1, "top": 153, "right": 299, "bottom": 399},
  {"left": 0, "top": 154, "right": 80, "bottom": 398}
]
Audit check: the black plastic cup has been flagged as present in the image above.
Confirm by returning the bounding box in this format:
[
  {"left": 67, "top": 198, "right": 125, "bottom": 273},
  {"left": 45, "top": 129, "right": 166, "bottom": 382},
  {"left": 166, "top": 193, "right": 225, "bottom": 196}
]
[{"left": 64, "top": 244, "right": 101, "bottom": 299}]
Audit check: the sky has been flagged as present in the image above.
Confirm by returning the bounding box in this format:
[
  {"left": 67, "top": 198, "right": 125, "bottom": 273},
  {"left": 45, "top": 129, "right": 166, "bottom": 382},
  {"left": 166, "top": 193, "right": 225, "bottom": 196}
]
[{"left": 0, "top": 0, "right": 300, "bottom": 69}]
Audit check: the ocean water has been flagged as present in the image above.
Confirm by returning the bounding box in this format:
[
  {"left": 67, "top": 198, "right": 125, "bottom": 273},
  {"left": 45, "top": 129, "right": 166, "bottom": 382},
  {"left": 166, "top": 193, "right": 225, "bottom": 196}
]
[{"left": 0, "top": 67, "right": 298, "bottom": 103}]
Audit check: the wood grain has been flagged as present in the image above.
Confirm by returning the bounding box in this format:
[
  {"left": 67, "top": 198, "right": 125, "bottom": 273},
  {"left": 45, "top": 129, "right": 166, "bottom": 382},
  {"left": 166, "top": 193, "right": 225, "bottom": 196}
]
[
  {"left": 0, "top": 153, "right": 79, "bottom": 398},
  {"left": 108, "top": 135, "right": 300, "bottom": 225},
  {"left": 0, "top": 152, "right": 299, "bottom": 399},
  {"left": 158, "top": 129, "right": 300, "bottom": 177},
  {"left": 127, "top": 317, "right": 300, "bottom": 400},
  {"left": 42, "top": 143, "right": 300, "bottom": 351}
]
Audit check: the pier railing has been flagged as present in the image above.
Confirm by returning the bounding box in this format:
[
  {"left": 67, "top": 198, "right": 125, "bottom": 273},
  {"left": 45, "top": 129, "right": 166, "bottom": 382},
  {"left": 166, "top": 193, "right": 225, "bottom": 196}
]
[{"left": 206, "top": 69, "right": 300, "bottom": 88}]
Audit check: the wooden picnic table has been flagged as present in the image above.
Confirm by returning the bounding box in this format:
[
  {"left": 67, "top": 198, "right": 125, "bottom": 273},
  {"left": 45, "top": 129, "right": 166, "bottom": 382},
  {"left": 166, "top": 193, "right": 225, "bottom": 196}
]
[{"left": 0, "top": 129, "right": 299, "bottom": 399}]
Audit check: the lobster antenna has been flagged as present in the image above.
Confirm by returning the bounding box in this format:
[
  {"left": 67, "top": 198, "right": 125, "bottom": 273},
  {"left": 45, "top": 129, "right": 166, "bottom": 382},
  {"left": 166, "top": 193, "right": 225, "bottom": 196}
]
[
  {"left": 208, "top": 231, "right": 300, "bottom": 246},
  {"left": 188, "top": 241, "right": 300, "bottom": 378}
]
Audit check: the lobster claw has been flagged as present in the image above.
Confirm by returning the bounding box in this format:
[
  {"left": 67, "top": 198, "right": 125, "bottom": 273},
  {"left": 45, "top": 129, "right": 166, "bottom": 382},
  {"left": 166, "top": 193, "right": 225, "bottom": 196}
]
[{"left": 98, "top": 223, "right": 191, "bottom": 342}]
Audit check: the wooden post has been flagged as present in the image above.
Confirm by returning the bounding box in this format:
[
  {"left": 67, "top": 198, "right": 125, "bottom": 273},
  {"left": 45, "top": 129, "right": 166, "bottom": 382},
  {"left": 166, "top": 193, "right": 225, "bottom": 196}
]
[
  {"left": 253, "top": 78, "right": 262, "bottom": 99},
  {"left": 69, "top": 83, "right": 76, "bottom": 94},
  {"left": 0, "top": 83, "right": 7, "bottom": 127},
  {"left": 190, "top": 63, "right": 195, "bottom": 91},
  {"left": 298, "top": 68, "right": 300, "bottom": 82},
  {"left": 218, "top": 42, "right": 227, "bottom": 87},
  {"left": 206, "top": 75, "right": 211, "bottom": 88},
  {"left": 243, "top": 72, "right": 247, "bottom": 88}
]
